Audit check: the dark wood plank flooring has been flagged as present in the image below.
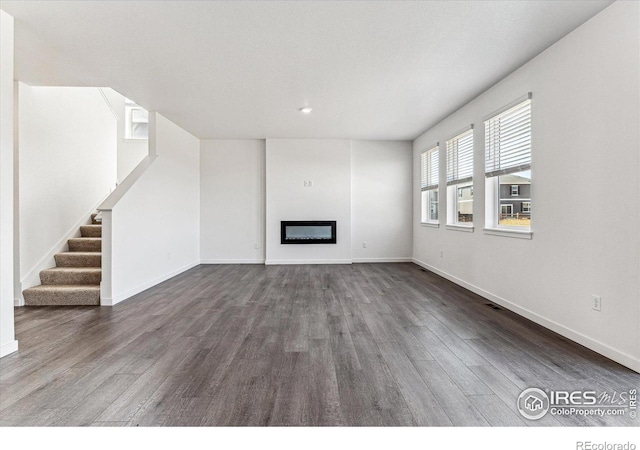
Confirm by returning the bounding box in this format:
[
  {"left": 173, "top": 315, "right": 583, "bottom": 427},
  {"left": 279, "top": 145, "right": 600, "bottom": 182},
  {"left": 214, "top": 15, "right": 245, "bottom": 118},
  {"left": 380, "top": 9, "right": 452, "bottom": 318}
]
[{"left": 1, "top": 263, "right": 637, "bottom": 426}]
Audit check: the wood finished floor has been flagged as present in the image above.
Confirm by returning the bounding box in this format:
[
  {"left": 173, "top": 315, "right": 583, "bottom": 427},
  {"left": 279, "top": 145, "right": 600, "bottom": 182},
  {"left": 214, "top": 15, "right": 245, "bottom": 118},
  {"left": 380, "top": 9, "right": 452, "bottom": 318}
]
[{"left": 1, "top": 263, "right": 638, "bottom": 427}]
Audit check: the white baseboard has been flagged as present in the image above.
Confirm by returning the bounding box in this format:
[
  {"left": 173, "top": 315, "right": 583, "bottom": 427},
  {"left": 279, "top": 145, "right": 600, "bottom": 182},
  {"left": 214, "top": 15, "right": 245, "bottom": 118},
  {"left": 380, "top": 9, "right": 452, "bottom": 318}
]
[
  {"left": 352, "top": 257, "right": 413, "bottom": 263},
  {"left": 412, "top": 258, "right": 640, "bottom": 373},
  {"left": 201, "top": 259, "right": 265, "bottom": 264},
  {"left": 103, "top": 260, "right": 200, "bottom": 306},
  {"left": 0, "top": 340, "right": 19, "bottom": 358},
  {"left": 265, "top": 259, "right": 352, "bottom": 265},
  {"left": 14, "top": 279, "right": 23, "bottom": 306},
  {"left": 202, "top": 258, "right": 411, "bottom": 265}
]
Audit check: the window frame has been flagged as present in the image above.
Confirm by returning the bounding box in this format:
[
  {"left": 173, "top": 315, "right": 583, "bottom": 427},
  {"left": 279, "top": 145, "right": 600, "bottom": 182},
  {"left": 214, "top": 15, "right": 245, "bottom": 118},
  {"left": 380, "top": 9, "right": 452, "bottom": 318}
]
[
  {"left": 483, "top": 94, "right": 533, "bottom": 238},
  {"left": 420, "top": 145, "right": 440, "bottom": 225},
  {"left": 447, "top": 180, "right": 474, "bottom": 228},
  {"left": 124, "top": 99, "right": 149, "bottom": 140},
  {"left": 445, "top": 127, "right": 474, "bottom": 227}
]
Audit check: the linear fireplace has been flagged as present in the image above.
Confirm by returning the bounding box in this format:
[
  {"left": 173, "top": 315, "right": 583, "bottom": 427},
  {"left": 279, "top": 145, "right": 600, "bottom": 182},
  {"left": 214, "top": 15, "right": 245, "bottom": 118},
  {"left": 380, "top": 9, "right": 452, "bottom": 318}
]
[{"left": 281, "top": 221, "right": 337, "bottom": 244}]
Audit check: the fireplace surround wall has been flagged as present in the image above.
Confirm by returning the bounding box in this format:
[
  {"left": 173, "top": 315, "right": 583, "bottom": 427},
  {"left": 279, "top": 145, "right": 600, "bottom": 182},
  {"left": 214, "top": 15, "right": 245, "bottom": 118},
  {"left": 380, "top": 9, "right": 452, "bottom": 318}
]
[{"left": 265, "top": 139, "right": 352, "bottom": 263}]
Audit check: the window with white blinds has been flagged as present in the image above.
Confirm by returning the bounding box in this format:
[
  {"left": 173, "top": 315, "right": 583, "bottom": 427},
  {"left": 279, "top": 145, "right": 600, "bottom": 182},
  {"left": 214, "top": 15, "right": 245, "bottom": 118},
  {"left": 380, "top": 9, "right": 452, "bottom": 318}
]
[
  {"left": 485, "top": 97, "right": 531, "bottom": 178},
  {"left": 420, "top": 146, "right": 439, "bottom": 191},
  {"left": 446, "top": 128, "right": 473, "bottom": 185}
]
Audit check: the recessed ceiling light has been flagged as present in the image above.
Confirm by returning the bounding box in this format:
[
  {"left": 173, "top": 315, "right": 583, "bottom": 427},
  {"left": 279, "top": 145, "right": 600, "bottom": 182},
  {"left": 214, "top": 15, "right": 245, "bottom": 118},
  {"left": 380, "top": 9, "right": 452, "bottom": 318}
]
[{"left": 299, "top": 107, "right": 313, "bottom": 114}]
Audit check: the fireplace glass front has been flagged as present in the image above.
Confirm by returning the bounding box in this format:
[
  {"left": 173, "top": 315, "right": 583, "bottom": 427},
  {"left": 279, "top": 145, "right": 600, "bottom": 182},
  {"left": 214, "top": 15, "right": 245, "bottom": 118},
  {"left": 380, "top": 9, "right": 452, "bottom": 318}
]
[{"left": 281, "top": 221, "right": 337, "bottom": 244}]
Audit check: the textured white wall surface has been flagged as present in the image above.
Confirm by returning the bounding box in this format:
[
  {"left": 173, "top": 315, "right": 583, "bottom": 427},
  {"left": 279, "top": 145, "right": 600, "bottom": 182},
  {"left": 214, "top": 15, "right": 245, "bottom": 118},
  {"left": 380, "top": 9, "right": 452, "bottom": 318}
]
[{"left": 412, "top": 1, "right": 639, "bottom": 371}]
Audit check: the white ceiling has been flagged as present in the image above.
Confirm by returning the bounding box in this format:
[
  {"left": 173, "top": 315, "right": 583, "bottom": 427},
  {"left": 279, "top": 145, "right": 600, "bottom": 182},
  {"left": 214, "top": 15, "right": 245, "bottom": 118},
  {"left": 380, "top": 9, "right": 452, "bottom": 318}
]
[{"left": 1, "top": 0, "right": 612, "bottom": 140}]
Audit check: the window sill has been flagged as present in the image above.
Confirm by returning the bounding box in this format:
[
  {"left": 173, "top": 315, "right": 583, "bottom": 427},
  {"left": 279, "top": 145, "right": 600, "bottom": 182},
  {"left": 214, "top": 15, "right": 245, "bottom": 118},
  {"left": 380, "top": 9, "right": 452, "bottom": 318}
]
[
  {"left": 421, "top": 222, "right": 440, "bottom": 228},
  {"left": 123, "top": 138, "right": 148, "bottom": 143},
  {"left": 446, "top": 224, "right": 474, "bottom": 233},
  {"left": 483, "top": 227, "right": 533, "bottom": 240}
]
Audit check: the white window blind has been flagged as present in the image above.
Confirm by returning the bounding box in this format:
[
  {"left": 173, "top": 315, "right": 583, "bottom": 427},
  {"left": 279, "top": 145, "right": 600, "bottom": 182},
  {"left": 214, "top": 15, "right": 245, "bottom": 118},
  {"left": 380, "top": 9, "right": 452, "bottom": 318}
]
[
  {"left": 485, "top": 97, "right": 531, "bottom": 177},
  {"left": 446, "top": 128, "right": 473, "bottom": 185},
  {"left": 421, "top": 145, "right": 439, "bottom": 191}
]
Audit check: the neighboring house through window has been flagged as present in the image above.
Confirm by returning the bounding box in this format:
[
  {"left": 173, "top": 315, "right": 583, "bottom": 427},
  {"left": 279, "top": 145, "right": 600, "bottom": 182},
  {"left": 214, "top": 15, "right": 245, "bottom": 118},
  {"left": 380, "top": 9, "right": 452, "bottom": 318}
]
[{"left": 501, "top": 204, "right": 513, "bottom": 216}]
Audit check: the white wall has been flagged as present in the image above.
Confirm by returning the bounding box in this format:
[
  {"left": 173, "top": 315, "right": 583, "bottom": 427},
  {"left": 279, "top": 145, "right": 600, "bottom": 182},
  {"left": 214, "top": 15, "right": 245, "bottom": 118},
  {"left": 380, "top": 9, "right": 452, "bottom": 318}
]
[
  {"left": 265, "top": 139, "right": 352, "bottom": 264},
  {"left": 100, "top": 88, "right": 148, "bottom": 183},
  {"left": 200, "top": 140, "right": 265, "bottom": 263},
  {"left": 351, "top": 140, "right": 412, "bottom": 262},
  {"left": 0, "top": 10, "right": 17, "bottom": 358},
  {"left": 17, "top": 84, "right": 117, "bottom": 293},
  {"left": 201, "top": 138, "right": 412, "bottom": 265},
  {"left": 412, "top": 1, "right": 639, "bottom": 371},
  {"left": 102, "top": 112, "right": 200, "bottom": 305},
  {"left": 118, "top": 138, "right": 148, "bottom": 184}
]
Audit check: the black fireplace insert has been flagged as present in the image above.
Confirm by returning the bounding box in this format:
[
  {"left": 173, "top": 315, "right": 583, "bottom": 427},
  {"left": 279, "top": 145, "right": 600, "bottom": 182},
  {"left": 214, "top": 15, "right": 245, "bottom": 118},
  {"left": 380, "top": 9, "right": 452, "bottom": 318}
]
[{"left": 281, "top": 221, "right": 337, "bottom": 244}]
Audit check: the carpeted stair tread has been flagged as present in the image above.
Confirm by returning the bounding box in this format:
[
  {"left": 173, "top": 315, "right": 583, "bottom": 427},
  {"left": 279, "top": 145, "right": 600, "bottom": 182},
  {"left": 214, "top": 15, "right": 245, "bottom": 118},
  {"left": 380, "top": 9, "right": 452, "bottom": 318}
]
[
  {"left": 68, "top": 237, "right": 102, "bottom": 252},
  {"left": 91, "top": 213, "right": 101, "bottom": 225},
  {"left": 80, "top": 225, "right": 102, "bottom": 237},
  {"left": 23, "top": 285, "right": 100, "bottom": 306},
  {"left": 23, "top": 213, "right": 102, "bottom": 306},
  {"left": 40, "top": 267, "right": 102, "bottom": 286},
  {"left": 55, "top": 252, "right": 101, "bottom": 267}
]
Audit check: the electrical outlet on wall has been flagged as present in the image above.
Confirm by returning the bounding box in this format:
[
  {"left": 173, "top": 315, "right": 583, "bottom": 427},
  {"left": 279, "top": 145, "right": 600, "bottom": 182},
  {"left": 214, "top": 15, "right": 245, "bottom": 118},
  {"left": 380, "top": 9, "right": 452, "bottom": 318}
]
[
  {"left": 592, "top": 295, "right": 601, "bottom": 312},
  {"left": 362, "top": 241, "right": 367, "bottom": 248},
  {"left": 253, "top": 243, "right": 259, "bottom": 249},
  {"left": 439, "top": 250, "right": 444, "bottom": 258}
]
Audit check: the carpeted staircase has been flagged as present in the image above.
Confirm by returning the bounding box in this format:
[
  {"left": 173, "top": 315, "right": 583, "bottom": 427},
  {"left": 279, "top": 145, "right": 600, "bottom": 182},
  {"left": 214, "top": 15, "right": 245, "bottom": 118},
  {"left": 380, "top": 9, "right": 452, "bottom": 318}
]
[{"left": 23, "top": 214, "right": 102, "bottom": 306}]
